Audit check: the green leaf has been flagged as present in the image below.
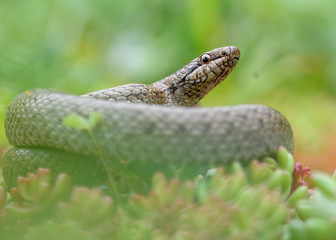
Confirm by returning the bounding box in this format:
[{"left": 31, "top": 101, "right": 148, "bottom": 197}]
[
  {"left": 62, "top": 113, "right": 89, "bottom": 130},
  {"left": 63, "top": 112, "right": 101, "bottom": 130},
  {"left": 88, "top": 112, "right": 101, "bottom": 128}
]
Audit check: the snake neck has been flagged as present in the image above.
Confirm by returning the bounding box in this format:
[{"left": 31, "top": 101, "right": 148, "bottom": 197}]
[{"left": 152, "top": 46, "right": 240, "bottom": 106}]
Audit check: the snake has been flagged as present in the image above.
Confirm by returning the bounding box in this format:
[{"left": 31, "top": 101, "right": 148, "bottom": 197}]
[{"left": 2, "top": 46, "right": 294, "bottom": 188}]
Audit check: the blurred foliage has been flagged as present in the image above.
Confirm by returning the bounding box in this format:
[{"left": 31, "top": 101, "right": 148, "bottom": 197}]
[
  {"left": 0, "top": 149, "right": 299, "bottom": 239},
  {"left": 0, "top": 0, "right": 336, "bottom": 168},
  {"left": 2, "top": 148, "right": 336, "bottom": 239}
]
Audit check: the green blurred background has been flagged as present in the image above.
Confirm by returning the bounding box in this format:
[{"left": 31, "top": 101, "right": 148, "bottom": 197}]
[{"left": 0, "top": 0, "right": 335, "bottom": 171}]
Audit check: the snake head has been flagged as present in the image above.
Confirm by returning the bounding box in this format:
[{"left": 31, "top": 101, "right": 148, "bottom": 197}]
[{"left": 167, "top": 46, "right": 240, "bottom": 106}]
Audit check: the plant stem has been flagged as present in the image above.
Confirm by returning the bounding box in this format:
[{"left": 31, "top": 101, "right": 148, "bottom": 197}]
[{"left": 87, "top": 128, "right": 120, "bottom": 205}]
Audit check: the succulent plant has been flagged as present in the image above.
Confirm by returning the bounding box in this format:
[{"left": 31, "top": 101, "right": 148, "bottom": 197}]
[{"left": 1, "top": 148, "right": 336, "bottom": 239}]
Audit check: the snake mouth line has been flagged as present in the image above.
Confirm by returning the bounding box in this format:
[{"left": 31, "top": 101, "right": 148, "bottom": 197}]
[
  {"left": 216, "top": 69, "right": 231, "bottom": 84},
  {"left": 233, "top": 56, "right": 240, "bottom": 61}
]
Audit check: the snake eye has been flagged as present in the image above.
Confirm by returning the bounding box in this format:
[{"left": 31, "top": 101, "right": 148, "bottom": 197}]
[{"left": 200, "top": 54, "right": 211, "bottom": 64}]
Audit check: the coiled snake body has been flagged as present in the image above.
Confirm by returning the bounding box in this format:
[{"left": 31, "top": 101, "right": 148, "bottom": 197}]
[{"left": 2, "top": 46, "right": 293, "bottom": 187}]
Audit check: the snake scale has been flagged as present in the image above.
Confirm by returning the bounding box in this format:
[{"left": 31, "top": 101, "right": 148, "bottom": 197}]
[{"left": 2, "top": 46, "right": 293, "bottom": 187}]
